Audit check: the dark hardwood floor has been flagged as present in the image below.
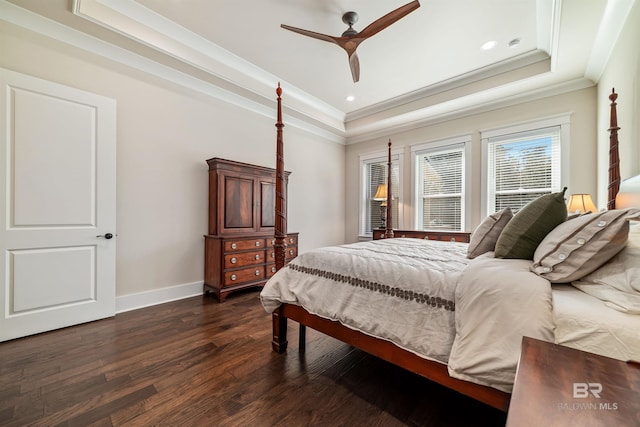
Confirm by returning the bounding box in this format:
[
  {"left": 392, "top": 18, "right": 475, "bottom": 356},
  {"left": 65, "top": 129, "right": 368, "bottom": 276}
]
[{"left": 0, "top": 290, "right": 507, "bottom": 426}]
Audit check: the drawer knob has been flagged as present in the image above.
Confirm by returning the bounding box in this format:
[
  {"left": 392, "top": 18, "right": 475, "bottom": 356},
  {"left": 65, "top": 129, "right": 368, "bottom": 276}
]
[
  {"left": 289, "top": 238, "right": 294, "bottom": 243},
  {"left": 231, "top": 257, "right": 237, "bottom": 264},
  {"left": 271, "top": 267, "right": 276, "bottom": 272},
  {"left": 289, "top": 250, "right": 294, "bottom": 255},
  {"left": 230, "top": 274, "right": 237, "bottom": 281},
  {"left": 424, "top": 236, "right": 430, "bottom": 240},
  {"left": 255, "top": 241, "right": 261, "bottom": 247},
  {"left": 231, "top": 243, "right": 237, "bottom": 249},
  {"left": 450, "top": 237, "right": 456, "bottom": 242},
  {"left": 271, "top": 239, "right": 275, "bottom": 245},
  {"left": 255, "top": 270, "right": 261, "bottom": 276},
  {"left": 255, "top": 254, "right": 261, "bottom": 260}
]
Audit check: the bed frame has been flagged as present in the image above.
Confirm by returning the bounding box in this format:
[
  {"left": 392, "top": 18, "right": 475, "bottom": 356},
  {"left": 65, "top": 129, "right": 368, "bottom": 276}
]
[{"left": 269, "top": 85, "right": 622, "bottom": 412}]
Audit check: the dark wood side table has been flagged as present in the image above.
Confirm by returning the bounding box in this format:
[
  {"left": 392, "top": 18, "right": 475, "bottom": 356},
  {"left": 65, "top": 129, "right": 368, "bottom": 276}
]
[{"left": 506, "top": 337, "right": 640, "bottom": 427}]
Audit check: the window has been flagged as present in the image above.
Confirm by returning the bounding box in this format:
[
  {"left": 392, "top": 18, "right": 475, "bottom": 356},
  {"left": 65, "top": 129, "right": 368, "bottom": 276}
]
[
  {"left": 412, "top": 136, "right": 469, "bottom": 231},
  {"left": 360, "top": 150, "right": 402, "bottom": 236},
  {"left": 482, "top": 116, "right": 569, "bottom": 216}
]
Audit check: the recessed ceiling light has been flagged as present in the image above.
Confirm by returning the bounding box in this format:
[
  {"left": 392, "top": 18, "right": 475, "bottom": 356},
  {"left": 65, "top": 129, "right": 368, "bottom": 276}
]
[
  {"left": 481, "top": 40, "right": 497, "bottom": 51},
  {"left": 508, "top": 38, "right": 521, "bottom": 48},
  {"left": 346, "top": 95, "right": 355, "bottom": 102}
]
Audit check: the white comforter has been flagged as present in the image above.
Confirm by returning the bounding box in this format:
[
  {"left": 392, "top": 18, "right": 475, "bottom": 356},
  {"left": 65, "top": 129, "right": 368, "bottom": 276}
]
[
  {"left": 260, "top": 238, "right": 555, "bottom": 392},
  {"left": 447, "top": 252, "right": 554, "bottom": 392}
]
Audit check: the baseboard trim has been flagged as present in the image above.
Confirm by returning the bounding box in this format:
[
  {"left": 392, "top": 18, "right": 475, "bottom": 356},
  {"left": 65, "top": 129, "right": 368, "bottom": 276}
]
[{"left": 116, "top": 281, "right": 204, "bottom": 314}]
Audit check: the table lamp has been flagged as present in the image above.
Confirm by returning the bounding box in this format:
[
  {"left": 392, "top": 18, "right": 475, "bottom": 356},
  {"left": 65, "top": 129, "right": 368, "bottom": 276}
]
[{"left": 566, "top": 194, "right": 597, "bottom": 214}]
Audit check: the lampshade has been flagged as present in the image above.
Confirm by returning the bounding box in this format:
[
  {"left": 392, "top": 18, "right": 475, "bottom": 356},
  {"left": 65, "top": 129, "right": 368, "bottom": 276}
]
[
  {"left": 373, "top": 184, "right": 387, "bottom": 200},
  {"left": 566, "top": 194, "right": 597, "bottom": 214},
  {"left": 615, "top": 174, "right": 640, "bottom": 209}
]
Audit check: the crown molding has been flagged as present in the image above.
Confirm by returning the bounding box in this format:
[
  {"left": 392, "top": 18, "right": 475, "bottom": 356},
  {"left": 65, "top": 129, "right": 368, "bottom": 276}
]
[
  {"left": 345, "top": 76, "right": 594, "bottom": 144},
  {"left": 3, "top": 0, "right": 627, "bottom": 147},
  {"left": 0, "top": 0, "right": 346, "bottom": 144},
  {"left": 345, "top": 49, "right": 550, "bottom": 122},
  {"left": 72, "top": 0, "right": 346, "bottom": 133}
]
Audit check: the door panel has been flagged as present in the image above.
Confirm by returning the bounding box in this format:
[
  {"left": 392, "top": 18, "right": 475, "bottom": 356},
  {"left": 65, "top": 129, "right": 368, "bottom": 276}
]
[
  {"left": 10, "top": 246, "right": 95, "bottom": 312},
  {"left": 0, "top": 68, "right": 116, "bottom": 342},
  {"left": 12, "top": 89, "right": 95, "bottom": 226}
]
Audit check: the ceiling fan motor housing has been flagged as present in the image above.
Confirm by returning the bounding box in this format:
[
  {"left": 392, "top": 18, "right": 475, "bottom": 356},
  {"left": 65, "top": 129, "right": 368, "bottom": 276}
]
[{"left": 342, "top": 11, "right": 359, "bottom": 36}]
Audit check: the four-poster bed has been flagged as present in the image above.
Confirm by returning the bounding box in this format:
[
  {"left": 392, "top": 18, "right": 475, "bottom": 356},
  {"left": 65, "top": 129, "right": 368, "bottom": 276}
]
[{"left": 265, "top": 86, "right": 640, "bottom": 412}]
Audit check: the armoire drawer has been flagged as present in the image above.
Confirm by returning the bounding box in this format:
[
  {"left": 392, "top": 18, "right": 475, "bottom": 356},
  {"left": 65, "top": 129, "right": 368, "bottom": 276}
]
[
  {"left": 224, "top": 250, "right": 265, "bottom": 268},
  {"left": 224, "top": 238, "right": 265, "bottom": 252},
  {"left": 224, "top": 266, "right": 265, "bottom": 287}
]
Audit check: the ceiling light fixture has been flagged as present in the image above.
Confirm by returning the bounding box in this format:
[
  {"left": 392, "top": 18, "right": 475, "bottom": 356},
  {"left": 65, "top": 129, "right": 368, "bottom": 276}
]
[
  {"left": 346, "top": 95, "right": 355, "bottom": 102},
  {"left": 481, "top": 40, "right": 497, "bottom": 51}
]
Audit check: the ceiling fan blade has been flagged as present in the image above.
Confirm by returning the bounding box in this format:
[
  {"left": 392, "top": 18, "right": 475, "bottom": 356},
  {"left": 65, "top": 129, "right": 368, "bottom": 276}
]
[
  {"left": 280, "top": 24, "right": 339, "bottom": 45},
  {"left": 358, "top": 0, "right": 420, "bottom": 39},
  {"left": 349, "top": 52, "right": 360, "bottom": 83}
]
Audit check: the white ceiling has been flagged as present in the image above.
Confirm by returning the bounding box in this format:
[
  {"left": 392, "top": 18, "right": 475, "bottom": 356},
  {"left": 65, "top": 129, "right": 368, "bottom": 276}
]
[
  {"left": 134, "top": 0, "right": 541, "bottom": 112},
  {"left": 3, "top": 0, "right": 634, "bottom": 142}
]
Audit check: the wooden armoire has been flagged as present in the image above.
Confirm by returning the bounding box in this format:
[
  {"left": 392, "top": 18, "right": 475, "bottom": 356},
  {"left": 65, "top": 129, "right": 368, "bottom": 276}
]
[{"left": 204, "top": 158, "right": 298, "bottom": 302}]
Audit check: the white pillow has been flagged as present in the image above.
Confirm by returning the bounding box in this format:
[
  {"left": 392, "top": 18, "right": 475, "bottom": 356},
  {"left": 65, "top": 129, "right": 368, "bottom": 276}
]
[
  {"left": 467, "top": 208, "right": 513, "bottom": 259},
  {"left": 531, "top": 209, "right": 640, "bottom": 283},
  {"left": 573, "top": 219, "right": 640, "bottom": 294}
]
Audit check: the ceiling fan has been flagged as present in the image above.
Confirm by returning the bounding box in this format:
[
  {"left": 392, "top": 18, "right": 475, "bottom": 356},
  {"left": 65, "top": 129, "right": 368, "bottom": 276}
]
[{"left": 281, "top": 1, "right": 421, "bottom": 83}]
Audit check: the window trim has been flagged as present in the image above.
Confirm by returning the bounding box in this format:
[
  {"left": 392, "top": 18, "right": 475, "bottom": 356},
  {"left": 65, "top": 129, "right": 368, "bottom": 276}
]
[
  {"left": 359, "top": 147, "right": 404, "bottom": 238},
  {"left": 480, "top": 114, "right": 571, "bottom": 217},
  {"left": 410, "top": 135, "right": 471, "bottom": 232}
]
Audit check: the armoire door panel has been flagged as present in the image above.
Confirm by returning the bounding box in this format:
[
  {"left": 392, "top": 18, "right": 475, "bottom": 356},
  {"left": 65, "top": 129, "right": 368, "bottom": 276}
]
[
  {"left": 260, "top": 181, "right": 275, "bottom": 228},
  {"left": 223, "top": 175, "right": 254, "bottom": 229}
]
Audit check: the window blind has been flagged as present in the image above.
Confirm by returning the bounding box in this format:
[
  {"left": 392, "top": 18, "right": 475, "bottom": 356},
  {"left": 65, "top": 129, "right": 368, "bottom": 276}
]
[
  {"left": 365, "top": 158, "right": 399, "bottom": 233},
  {"left": 487, "top": 126, "right": 561, "bottom": 213},
  {"left": 416, "top": 145, "right": 464, "bottom": 231}
]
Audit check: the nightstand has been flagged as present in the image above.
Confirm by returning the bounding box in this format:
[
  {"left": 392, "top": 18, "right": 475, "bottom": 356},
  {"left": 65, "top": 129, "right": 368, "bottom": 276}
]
[{"left": 506, "top": 337, "right": 640, "bottom": 426}]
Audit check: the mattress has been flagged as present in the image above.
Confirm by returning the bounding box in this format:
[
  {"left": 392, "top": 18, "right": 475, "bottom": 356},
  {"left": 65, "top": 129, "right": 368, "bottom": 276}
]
[{"left": 552, "top": 284, "right": 640, "bottom": 362}]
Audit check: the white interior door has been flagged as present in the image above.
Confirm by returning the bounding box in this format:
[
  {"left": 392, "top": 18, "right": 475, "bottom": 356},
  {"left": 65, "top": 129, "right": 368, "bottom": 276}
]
[{"left": 0, "top": 68, "right": 116, "bottom": 342}]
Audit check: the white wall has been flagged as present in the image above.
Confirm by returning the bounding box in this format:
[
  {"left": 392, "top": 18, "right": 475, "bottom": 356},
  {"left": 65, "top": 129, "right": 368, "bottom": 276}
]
[
  {"left": 345, "top": 87, "right": 597, "bottom": 243},
  {"left": 0, "top": 22, "right": 345, "bottom": 300},
  {"left": 596, "top": 0, "right": 640, "bottom": 207}
]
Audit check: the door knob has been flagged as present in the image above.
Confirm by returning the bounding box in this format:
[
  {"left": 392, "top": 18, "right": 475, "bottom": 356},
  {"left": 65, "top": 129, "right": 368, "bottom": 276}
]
[{"left": 97, "top": 233, "right": 114, "bottom": 239}]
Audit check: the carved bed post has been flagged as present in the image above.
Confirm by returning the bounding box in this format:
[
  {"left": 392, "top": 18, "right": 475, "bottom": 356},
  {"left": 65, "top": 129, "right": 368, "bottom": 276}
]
[
  {"left": 385, "top": 140, "right": 394, "bottom": 239},
  {"left": 274, "top": 83, "right": 287, "bottom": 271},
  {"left": 608, "top": 88, "right": 621, "bottom": 210},
  {"left": 272, "top": 83, "right": 288, "bottom": 353}
]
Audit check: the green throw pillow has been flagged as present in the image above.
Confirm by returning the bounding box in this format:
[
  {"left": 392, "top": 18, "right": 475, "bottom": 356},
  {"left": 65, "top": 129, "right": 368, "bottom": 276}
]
[{"left": 494, "top": 188, "right": 568, "bottom": 259}]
